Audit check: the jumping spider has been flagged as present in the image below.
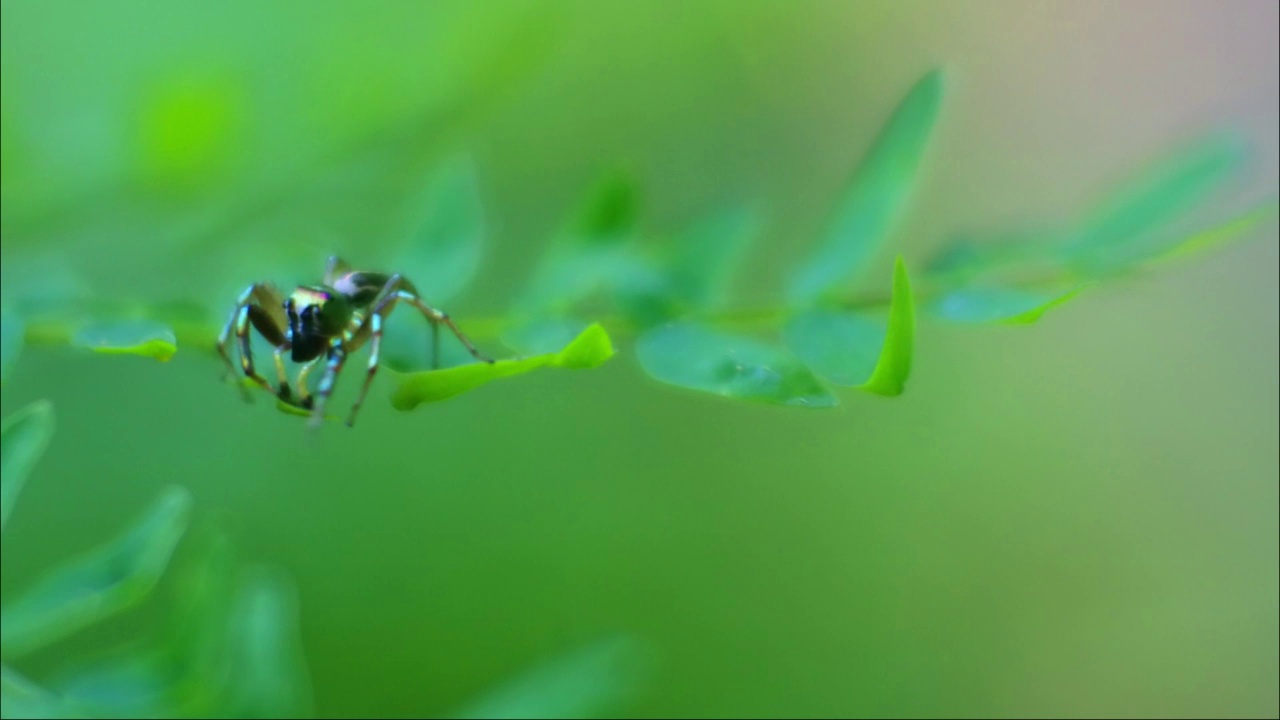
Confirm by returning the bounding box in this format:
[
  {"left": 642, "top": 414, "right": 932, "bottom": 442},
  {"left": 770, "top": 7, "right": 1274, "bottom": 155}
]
[{"left": 216, "top": 255, "right": 492, "bottom": 428}]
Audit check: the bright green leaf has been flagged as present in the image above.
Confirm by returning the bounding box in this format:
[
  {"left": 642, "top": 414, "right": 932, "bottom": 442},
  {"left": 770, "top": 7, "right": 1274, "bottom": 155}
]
[
  {"left": 390, "top": 323, "right": 614, "bottom": 410},
  {"left": 452, "top": 636, "right": 654, "bottom": 720},
  {"left": 220, "top": 567, "right": 313, "bottom": 719},
  {"left": 1, "top": 486, "right": 192, "bottom": 656},
  {"left": 932, "top": 284, "right": 1089, "bottom": 325},
  {"left": 858, "top": 257, "right": 915, "bottom": 396},
  {"left": 1, "top": 309, "right": 24, "bottom": 384},
  {"left": 1, "top": 399, "right": 55, "bottom": 533},
  {"left": 396, "top": 156, "right": 486, "bottom": 303},
  {"left": 73, "top": 320, "right": 177, "bottom": 362},
  {"left": 635, "top": 322, "right": 837, "bottom": 408},
  {"left": 1063, "top": 133, "right": 1247, "bottom": 274},
  {"left": 783, "top": 257, "right": 915, "bottom": 394},
  {"left": 788, "top": 69, "right": 945, "bottom": 303}
]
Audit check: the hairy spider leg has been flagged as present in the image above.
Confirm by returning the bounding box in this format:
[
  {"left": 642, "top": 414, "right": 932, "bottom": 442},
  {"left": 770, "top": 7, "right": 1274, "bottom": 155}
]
[
  {"left": 294, "top": 356, "right": 324, "bottom": 406},
  {"left": 344, "top": 313, "right": 384, "bottom": 427}
]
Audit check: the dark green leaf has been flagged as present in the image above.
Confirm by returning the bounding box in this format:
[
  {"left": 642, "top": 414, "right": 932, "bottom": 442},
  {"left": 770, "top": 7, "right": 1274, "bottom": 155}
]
[
  {"left": 788, "top": 69, "right": 945, "bottom": 303},
  {"left": 1, "top": 309, "right": 24, "bottom": 384},
  {"left": 931, "top": 284, "right": 1089, "bottom": 325},
  {"left": 1, "top": 486, "right": 192, "bottom": 656},
  {"left": 782, "top": 257, "right": 915, "bottom": 395},
  {"left": 1, "top": 400, "right": 55, "bottom": 532},
  {"left": 220, "top": 567, "right": 313, "bottom": 719},
  {"left": 1063, "top": 133, "right": 1247, "bottom": 274},
  {"left": 396, "top": 156, "right": 486, "bottom": 303},
  {"left": 391, "top": 323, "right": 615, "bottom": 410},
  {"left": 636, "top": 322, "right": 837, "bottom": 408},
  {"left": 73, "top": 320, "right": 177, "bottom": 362},
  {"left": 452, "top": 636, "right": 654, "bottom": 720}
]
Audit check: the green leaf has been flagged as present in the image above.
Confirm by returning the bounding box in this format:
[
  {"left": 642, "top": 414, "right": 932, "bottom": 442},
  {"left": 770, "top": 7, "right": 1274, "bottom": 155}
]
[
  {"left": 1063, "top": 133, "right": 1247, "bottom": 274},
  {"left": 635, "top": 322, "right": 837, "bottom": 408},
  {"left": 931, "top": 284, "right": 1090, "bottom": 325},
  {"left": 1, "top": 486, "right": 193, "bottom": 656},
  {"left": 1, "top": 309, "right": 24, "bottom": 384},
  {"left": 1, "top": 400, "right": 55, "bottom": 533},
  {"left": 664, "top": 205, "right": 759, "bottom": 310},
  {"left": 390, "top": 323, "right": 615, "bottom": 410},
  {"left": 452, "top": 636, "right": 654, "bottom": 720},
  {"left": 219, "top": 567, "right": 313, "bottom": 719},
  {"left": 396, "top": 156, "right": 486, "bottom": 303},
  {"left": 73, "top": 320, "right": 177, "bottom": 362},
  {"left": 501, "top": 317, "right": 592, "bottom": 355},
  {"left": 1149, "top": 197, "right": 1279, "bottom": 265},
  {"left": 788, "top": 69, "right": 945, "bottom": 303},
  {"left": 782, "top": 257, "right": 915, "bottom": 395},
  {"left": 2, "top": 665, "right": 87, "bottom": 720},
  {"left": 564, "top": 169, "right": 640, "bottom": 247}
]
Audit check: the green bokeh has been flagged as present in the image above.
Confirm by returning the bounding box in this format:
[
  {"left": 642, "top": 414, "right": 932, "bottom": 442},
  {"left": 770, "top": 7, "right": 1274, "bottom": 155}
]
[{"left": 2, "top": 1, "right": 1277, "bottom": 718}]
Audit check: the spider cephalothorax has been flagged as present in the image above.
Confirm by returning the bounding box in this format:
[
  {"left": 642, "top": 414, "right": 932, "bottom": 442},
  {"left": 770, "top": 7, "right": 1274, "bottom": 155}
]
[{"left": 216, "top": 256, "right": 492, "bottom": 428}]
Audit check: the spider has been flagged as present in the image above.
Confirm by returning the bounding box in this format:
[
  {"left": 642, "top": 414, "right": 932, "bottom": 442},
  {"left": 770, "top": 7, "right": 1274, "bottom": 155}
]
[{"left": 216, "top": 255, "right": 493, "bottom": 428}]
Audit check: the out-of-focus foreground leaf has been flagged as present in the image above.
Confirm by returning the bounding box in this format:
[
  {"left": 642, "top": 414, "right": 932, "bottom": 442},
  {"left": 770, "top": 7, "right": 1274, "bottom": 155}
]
[
  {"left": 1, "top": 309, "right": 24, "bottom": 384},
  {"left": 72, "top": 320, "right": 177, "bottom": 362},
  {"left": 636, "top": 322, "right": 837, "bottom": 408},
  {"left": 931, "top": 284, "right": 1090, "bottom": 325},
  {"left": 219, "top": 567, "right": 313, "bottom": 719},
  {"left": 783, "top": 257, "right": 915, "bottom": 395},
  {"left": 788, "top": 69, "right": 945, "bottom": 303},
  {"left": 1, "top": 666, "right": 86, "bottom": 720},
  {"left": 451, "top": 636, "right": 654, "bottom": 720},
  {"left": 1, "top": 486, "right": 193, "bottom": 657},
  {"left": 1, "top": 400, "right": 54, "bottom": 533},
  {"left": 390, "top": 323, "right": 615, "bottom": 410}
]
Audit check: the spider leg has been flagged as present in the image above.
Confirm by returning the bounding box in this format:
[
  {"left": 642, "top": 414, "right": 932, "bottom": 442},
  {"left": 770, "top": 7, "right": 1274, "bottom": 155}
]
[
  {"left": 217, "top": 283, "right": 291, "bottom": 402},
  {"left": 294, "top": 357, "right": 323, "bottom": 407},
  {"left": 398, "top": 292, "right": 492, "bottom": 365},
  {"left": 344, "top": 313, "right": 384, "bottom": 428},
  {"left": 362, "top": 273, "right": 492, "bottom": 367},
  {"left": 308, "top": 340, "right": 348, "bottom": 429}
]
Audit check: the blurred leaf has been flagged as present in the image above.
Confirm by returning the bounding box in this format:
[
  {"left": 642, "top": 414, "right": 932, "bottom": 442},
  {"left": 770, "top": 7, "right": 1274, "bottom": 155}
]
[
  {"left": 1, "top": 665, "right": 86, "bottom": 720},
  {"left": 452, "top": 636, "right": 654, "bottom": 720},
  {"left": 1063, "top": 133, "right": 1248, "bottom": 275},
  {"left": 501, "top": 317, "right": 593, "bottom": 355},
  {"left": 1, "top": 309, "right": 24, "bottom": 384},
  {"left": 49, "top": 654, "right": 173, "bottom": 720},
  {"left": 931, "top": 284, "right": 1090, "bottom": 325},
  {"left": 1148, "top": 196, "right": 1279, "bottom": 265},
  {"left": 636, "top": 322, "right": 837, "bottom": 408},
  {"left": 219, "top": 567, "right": 313, "bottom": 719},
  {"left": 396, "top": 156, "right": 486, "bottom": 303},
  {"left": 73, "top": 320, "right": 177, "bottom": 362},
  {"left": 565, "top": 169, "right": 640, "bottom": 247},
  {"left": 783, "top": 257, "right": 914, "bottom": 395},
  {"left": 662, "top": 206, "right": 759, "bottom": 311},
  {"left": 788, "top": 69, "right": 945, "bottom": 303},
  {"left": 1, "top": 399, "right": 54, "bottom": 533},
  {"left": 1, "top": 486, "right": 192, "bottom": 656},
  {"left": 390, "top": 323, "right": 614, "bottom": 410}
]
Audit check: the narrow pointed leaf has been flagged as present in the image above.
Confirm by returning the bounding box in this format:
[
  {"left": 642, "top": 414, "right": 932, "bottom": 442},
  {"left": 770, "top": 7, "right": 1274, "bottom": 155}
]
[
  {"left": 219, "top": 567, "right": 313, "bottom": 719},
  {"left": 452, "top": 636, "right": 654, "bottom": 720},
  {"left": 859, "top": 257, "right": 915, "bottom": 396},
  {"left": 1, "top": 486, "right": 192, "bottom": 656},
  {"left": 1063, "top": 133, "right": 1247, "bottom": 274},
  {"left": 932, "top": 284, "right": 1089, "bottom": 325},
  {"left": 1150, "top": 197, "right": 1279, "bottom": 264},
  {"left": 2, "top": 400, "right": 55, "bottom": 532},
  {"left": 73, "top": 320, "right": 177, "bottom": 362},
  {"left": 391, "top": 323, "right": 614, "bottom": 410},
  {"left": 1, "top": 309, "right": 24, "bottom": 383},
  {"left": 788, "top": 70, "right": 944, "bottom": 303},
  {"left": 636, "top": 322, "right": 837, "bottom": 408},
  {"left": 783, "top": 257, "right": 915, "bottom": 394},
  {"left": 666, "top": 206, "right": 759, "bottom": 310},
  {"left": 397, "top": 156, "right": 486, "bottom": 303}
]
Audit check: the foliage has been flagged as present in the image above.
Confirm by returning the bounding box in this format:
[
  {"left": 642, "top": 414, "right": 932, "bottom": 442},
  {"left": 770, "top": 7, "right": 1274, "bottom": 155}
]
[{"left": 1, "top": 69, "right": 1272, "bottom": 420}]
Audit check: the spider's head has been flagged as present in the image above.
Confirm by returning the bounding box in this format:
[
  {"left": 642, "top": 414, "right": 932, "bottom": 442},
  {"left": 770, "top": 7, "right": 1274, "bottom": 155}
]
[{"left": 287, "top": 286, "right": 353, "bottom": 362}]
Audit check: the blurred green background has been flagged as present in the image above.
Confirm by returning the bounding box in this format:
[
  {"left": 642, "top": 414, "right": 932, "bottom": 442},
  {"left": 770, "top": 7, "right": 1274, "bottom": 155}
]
[{"left": 2, "top": 1, "right": 1277, "bottom": 717}]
